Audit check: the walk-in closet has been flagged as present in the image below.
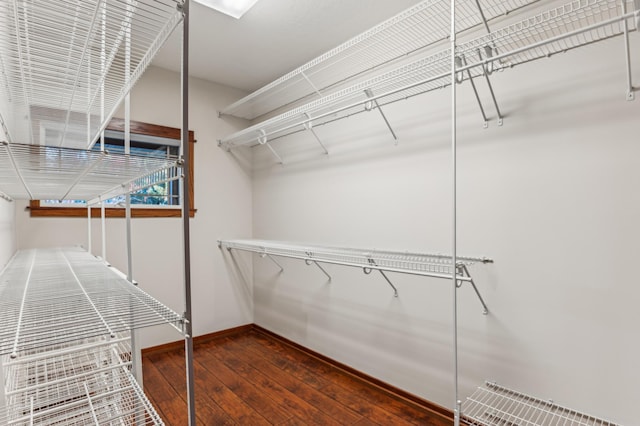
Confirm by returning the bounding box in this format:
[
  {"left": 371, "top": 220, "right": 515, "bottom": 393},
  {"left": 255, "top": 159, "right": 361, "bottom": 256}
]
[{"left": 0, "top": 0, "right": 638, "bottom": 425}]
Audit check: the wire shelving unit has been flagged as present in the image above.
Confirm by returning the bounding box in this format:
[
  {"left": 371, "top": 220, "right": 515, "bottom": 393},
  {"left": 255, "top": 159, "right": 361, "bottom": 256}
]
[
  {"left": 219, "top": 0, "right": 639, "bottom": 158},
  {"left": 462, "top": 381, "right": 621, "bottom": 426},
  {"left": 0, "top": 0, "right": 196, "bottom": 424},
  {"left": 219, "top": 239, "right": 492, "bottom": 310},
  {"left": 219, "top": 0, "right": 539, "bottom": 121}
]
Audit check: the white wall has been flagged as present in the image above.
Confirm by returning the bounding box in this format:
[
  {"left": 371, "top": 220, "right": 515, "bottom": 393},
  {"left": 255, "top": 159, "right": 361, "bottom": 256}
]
[
  {"left": 241, "top": 33, "right": 640, "bottom": 424},
  {"left": 0, "top": 199, "right": 16, "bottom": 268},
  {"left": 15, "top": 66, "right": 253, "bottom": 347}
]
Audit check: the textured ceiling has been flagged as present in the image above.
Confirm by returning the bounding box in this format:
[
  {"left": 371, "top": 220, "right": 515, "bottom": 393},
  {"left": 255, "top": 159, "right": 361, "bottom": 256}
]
[{"left": 151, "top": 0, "right": 421, "bottom": 91}]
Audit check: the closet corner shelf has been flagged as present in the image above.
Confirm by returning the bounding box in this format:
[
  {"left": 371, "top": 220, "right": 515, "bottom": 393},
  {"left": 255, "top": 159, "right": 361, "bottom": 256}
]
[
  {"left": 0, "top": 247, "right": 184, "bottom": 358},
  {"left": 0, "top": 0, "right": 183, "bottom": 151},
  {"left": 219, "top": 0, "right": 638, "bottom": 155},
  {"left": 219, "top": 239, "right": 492, "bottom": 310},
  {"left": 219, "top": 0, "right": 538, "bottom": 121},
  {"left": 462, "top": 381, "right": 621, "bottom": 426}
]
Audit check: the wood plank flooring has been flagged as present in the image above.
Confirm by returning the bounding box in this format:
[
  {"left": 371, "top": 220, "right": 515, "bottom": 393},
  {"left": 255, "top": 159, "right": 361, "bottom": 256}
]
[{"left": 142, "top": 328, "right": 452, "bottom": 425}]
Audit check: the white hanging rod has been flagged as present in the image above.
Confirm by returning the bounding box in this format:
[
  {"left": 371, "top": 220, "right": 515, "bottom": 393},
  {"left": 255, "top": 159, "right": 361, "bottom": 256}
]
[
  {"left": 219, "top": 0, "right": 539, "bottom": 120},
  {"left": 462, "top": 381, "right": 621, "bottom": 426},
  {"left": 219, "top": 239, "right": 492, "bottom": 308}
]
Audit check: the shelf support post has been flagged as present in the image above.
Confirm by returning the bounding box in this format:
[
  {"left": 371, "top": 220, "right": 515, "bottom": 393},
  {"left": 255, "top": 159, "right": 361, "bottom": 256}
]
[
  {"left": 87, "top": 205, "right": 92, "bottom": 254},
  {"left": 301, "top": 70, "right": 323, "bottom": 98},
  {"left": 451, "top": 1, "right": 461, "bottom": 424},
  {"left": 622, "top": 0, "right": 636, "bottom": 101},
  {"left": 364, "top": 89, "right": 398, "bottom": 144},
  {"left": 180, "top": 1, "right": 197, "bottom": 425}
]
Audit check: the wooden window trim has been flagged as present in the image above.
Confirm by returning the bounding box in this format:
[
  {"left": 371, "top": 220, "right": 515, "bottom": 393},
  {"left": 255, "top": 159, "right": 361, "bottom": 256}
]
[{"left": 29, "top": 118, "right": 197, "bottom": 218}]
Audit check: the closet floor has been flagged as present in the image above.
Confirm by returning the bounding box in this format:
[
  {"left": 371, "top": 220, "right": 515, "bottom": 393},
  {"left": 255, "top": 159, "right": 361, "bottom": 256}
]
[{"left": 142, "top": 327, "right": 452, "bottom": 425}]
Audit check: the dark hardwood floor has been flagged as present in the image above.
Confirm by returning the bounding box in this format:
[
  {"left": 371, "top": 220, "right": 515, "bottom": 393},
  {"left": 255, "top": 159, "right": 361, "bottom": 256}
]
[{"left": 142, "top": 327, "right": 453, "bottom": 425}]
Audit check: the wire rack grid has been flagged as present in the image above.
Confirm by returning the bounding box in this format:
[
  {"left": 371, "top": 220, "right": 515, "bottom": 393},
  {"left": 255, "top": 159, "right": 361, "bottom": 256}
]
[
  {"left": 0, "top": 0, "right": 182, "bottom": 149},
  {"left": 1, "top": 356, "right": 163, "bottom": 425},
  {"left": 0, "top": 141, "right": 180, "bottom": 201},
  {"left": 462, "top": 381, "right": 621, "bottom": 426},
  {"left": 219, "top": 0, "right": 539, "bottom": 120},
  {"left": 219, "top": 239, "right": 492, "bottom": 280},
  {"left": 0, "top": 248, "right": 183, "bottom": 357},
  {"left": 457, "top": 0, "right": 636, "bottom": 74}
]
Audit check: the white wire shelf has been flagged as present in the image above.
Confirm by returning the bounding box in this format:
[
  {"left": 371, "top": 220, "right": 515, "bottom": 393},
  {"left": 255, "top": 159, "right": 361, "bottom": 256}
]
[
  {"left": 219, "top": 0, "right": 638, "bottom": 156},
  {"left": 0, "top": 247, "right": 184, "bottom": 358},
  {"left": 0, "top": 0, "right": 183, "bottom": 150},
  {"left": 0, "top": 141, "right": 180, "bottom": 201},
  {"left": 462, "top": 381, "right": 621, "bottom": 426},
  {"left": 1, "top": 343, "right": 163, "bottom": 425},
  {"left": 219, "top": 0, "right": 538, "bottom": 120},
  {"left": 458, "top": 0, "right": 638, "bottom": 74},
  {"left": 219, "top": 239, "right": 492, "bottom": 308}
]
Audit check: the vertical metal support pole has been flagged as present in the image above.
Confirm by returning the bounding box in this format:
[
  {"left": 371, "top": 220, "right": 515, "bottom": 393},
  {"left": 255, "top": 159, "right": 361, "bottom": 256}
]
[
  {"left": 100, "top": 1, "right": 106, "bottom": 152},
  {"left": 622, "top": 0, "right": 635, "bottom": 101},
  {"left": 87, "top": 205, "right": 92, "bottom": 254},
  {"left": 180, "top": 2, "right": 197, "bottom": 425},
  {"left": 123, "top": 1, "right": 142, "bottom": 388},
  {"left": 0, "top": 356, "right": 6, "bottom": 409},
  {"left": 451, "top": 2, "right": 461, "bottom": 425},
  {"left": 101, "top": 202, "right": 106, "bottom": 261}
]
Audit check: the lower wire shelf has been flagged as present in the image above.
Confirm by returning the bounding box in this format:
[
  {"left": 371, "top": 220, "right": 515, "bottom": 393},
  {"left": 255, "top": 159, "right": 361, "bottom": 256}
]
[
  {"left": 0, "top": 247, "right": 184, "bottom": 357},
  {"left": 1, "top": 334, "right": 163, "bottom": 426},
  {"left": 462, "top": 381, "right": 620, "bottom": 426}
]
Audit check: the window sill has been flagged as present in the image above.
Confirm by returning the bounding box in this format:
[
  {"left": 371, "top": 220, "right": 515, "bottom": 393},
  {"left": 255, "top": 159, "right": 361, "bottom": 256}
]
[{"left": 29, "top": 202, "right": 197, "bottom": 218}]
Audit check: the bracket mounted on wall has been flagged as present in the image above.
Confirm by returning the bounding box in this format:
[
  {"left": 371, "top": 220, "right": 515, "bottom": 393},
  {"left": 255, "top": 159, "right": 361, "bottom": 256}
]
[{"left": 218, "top": 239, "right": 493, "bottom": 310}]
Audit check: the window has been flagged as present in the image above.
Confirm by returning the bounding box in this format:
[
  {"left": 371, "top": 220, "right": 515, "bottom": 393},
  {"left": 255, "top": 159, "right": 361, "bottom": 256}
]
[{"left": 30, "top": 119, "right": 196, "bottom": 218}]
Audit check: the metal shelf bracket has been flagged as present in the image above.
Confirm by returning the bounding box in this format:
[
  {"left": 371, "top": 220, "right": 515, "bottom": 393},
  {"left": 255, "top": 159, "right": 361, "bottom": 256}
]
[
  {"left": 364, "top": 89, "right": 398, "bottom": 144},
  {"left": 303, "top": 113, "right": 329, "bottom": 154},
  {"left": 305, "top": 253, "right": 332, "bottom": 281},
  {"left": 261, "top": 252, "right": 284, "bottom": 272},
  {"left": 457, "top": 263, "right": 489, "bottom": 315},
  {"left": 364, "top": 257, "right": 399, "bottom": 297},
  {"left": 258, "top": 129, "right": 284, "bottom": 164}
]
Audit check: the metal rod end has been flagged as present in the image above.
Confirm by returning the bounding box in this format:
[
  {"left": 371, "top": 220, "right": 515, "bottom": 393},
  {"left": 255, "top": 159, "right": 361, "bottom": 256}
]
[{"left": 626, "top": 91, "right": 635, "bottom": 101}]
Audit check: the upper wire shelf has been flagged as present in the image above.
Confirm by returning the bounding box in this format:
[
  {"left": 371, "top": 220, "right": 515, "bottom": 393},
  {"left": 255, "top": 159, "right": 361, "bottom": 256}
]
[
  {"left": 0, "top": 0, "right": 183, "bottom": 150},
  {"left": 0, "top": 141, "right": 180, "bottom": 202},
  {"left": 457, "top": 0, "right": 638, "bottom": 74},
  {"left": 462, "top": 381, "right": 621, "bottom": 426},
  {"left": 219, "top": 0, "right": 638, "bottom": 154},
  {"left": 0, "top": 247, "right": 184, "bottom": 358},
  {"left": 219, "top": 0, "right": 539, "bottom": 121}
]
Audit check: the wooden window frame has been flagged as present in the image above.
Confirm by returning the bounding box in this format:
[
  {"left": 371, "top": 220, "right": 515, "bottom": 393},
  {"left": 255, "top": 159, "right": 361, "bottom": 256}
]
[{"left": 29, "top": 118, "right": 196, "bottom": 218}]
